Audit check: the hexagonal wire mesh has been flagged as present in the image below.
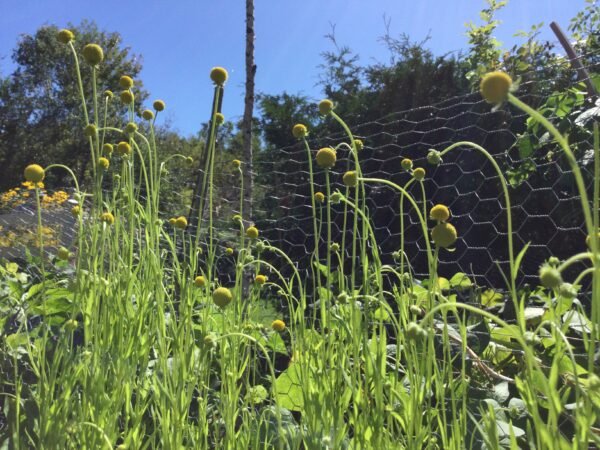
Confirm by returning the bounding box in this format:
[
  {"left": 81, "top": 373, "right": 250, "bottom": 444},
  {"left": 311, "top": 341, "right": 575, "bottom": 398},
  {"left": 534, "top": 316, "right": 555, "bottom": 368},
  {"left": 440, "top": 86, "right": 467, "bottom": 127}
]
[{"left": 1, "top": 48, "right": 598, "bottom": 303}]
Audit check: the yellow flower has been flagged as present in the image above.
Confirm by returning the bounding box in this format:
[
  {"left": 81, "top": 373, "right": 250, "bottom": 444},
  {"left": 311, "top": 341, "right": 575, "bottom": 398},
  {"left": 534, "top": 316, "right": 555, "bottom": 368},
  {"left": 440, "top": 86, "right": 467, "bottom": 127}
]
[
  {"left": 119, "top": 75, "right": 134, "bottom": 89},
  {"left": 174, "top": 216, "right": 188, "bottom": 230},
  {"left": 103, "top": 143, "right": 114, "bottom": 154},
  {"left": 431, "top": 223, "right": 457, "bottom": 248},
  {"left": 401, "top": 158, "right": 413, "bottom": 171},
  {"left": 342, "top": 171, "right": 358, "bottom": 187},
  {"left": 101, "top": 212, "right": 115, "bottom": 225},
  {"left": 318, "top": 99, "right": 334, "bottom": 115},
  {"left": 57, "top": 29, "right": 74, "bottom": 44},
  {"left": 354, "top": 139, "right": 364, "bottom": 151},
  {"left": 232, "top": 159, "right": 241, "bottom": 169},
  {"left": 430, "top": 204, "right": 450, "bottom": 222},
  {"left": 104, "top": 90, "right": 114, "bottom": 99},
  {"left": 480, "top": 71, "right": 513, "bottom": 104},
  {"left": 117, "top": 141, "right": 131, "bottom": 156},
  {"left": 57, "top": 247, "right": 70, "bottom": 261},
  {"left": 82, "top": 44, "right": 104, "bottom": 66},
  {"left": 213, "top": 287, "right": 233, "bottom": 308},
  {"left": 246, "top": 226, "right": 259, "bottom": 239},
  {"left": 225, "top": 247, "right": 234, "bottom": 255},
  {"left": 125, "top": 122, "right": 138, "bottom": 134},
  {"left": 292, "top": 124, "right": 308, "bottom": 139},
  {"left": 84, "top": 124, "right": 97, "bottom": 137},
  {"left": 413, "top": 167, "right": 426, "bottom": 181},
  {"left": 215, "top": 113, "right": 225, "bottom": 125},
  {"left": 24, "top": 164, "right": 45, "bottom": 183},
  {"left": 194, "top": 275, "right": 206, "bottom": 287},
  {"left": 153, "top": 99, "right": 165, "bottom": 111},
  {"left": 120, "top": 90, "right": 134, "bottom": 104},
  {"left": 314, "top": 192, "right": 325, "bottom": 203},
  {"left": 168, "top": 217, "right": 177, "bottom": 226},
  {"left": 271, "top": 320, "right": 286, "bottom": 332},
  {"left": 71, "top": 205, "right": 81, "bottom": 217},
  {"left": 210, "top": 67, "right": 228, "bottom": 86},
  {"left": 142, "top": 109, "right": 155, "bottom": 120},
  {"left": 316, "top": 148, "right": 336, "bottom": 169},
  {"left": 98, "top": 157, "right": 110, "bottom": 170},
  {"left": 255, "top": 274, "right": 267, "bottom": 285}
]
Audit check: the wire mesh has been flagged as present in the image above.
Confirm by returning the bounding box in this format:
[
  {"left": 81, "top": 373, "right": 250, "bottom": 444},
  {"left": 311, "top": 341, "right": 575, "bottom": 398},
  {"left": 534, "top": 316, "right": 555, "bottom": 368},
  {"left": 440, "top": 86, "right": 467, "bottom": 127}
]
[{"left": 0, "top": 48, "right": 598, "bottom": 300}]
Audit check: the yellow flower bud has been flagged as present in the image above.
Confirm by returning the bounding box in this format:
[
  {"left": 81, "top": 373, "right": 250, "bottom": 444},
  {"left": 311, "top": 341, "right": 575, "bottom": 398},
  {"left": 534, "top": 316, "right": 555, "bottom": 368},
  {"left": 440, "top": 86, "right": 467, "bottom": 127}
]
[
  {"left": 292, "top": 124, "right": 308, "bottom": 139},
  {"left": 431, "top": 223, "right": 457, "bottom": 248},
  {"left": 210, "top": 67, "right": 228, "bottom": 86},
  {"left": 480, "top": 71, "right": 513, "bottom": 104},
  {"left": 318, "top": 99, "right": 334, "bottom": 115},
  {"left": 271, "top": 319, "right": 286, "bottom": 332},
  {"left": 213, "top": 287, "right": 233, "bottom": 308},
  {"left": 57, "top": 29, "right": 74, "bottom": 44},
  {"left": 119, "top": 75, "right": 134, "bottom": 89},
  {"left": 82, "top": 44, "right": 104, "bottom": 66},
  {"left": 24, "top": 164, "right": 45, "bottom": 183},
  {"left": 153, "top": 99, "right": 165, "bottom": 111},
  {"left": 316, "top": 148, "right": 336, "bottom": 169}
]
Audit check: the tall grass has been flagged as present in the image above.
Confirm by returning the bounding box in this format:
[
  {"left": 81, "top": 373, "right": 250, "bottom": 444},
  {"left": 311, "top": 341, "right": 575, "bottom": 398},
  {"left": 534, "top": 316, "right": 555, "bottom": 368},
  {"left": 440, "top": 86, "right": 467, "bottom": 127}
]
[{"left": 0, "top": 38, "right": 598, "bottom": 450}]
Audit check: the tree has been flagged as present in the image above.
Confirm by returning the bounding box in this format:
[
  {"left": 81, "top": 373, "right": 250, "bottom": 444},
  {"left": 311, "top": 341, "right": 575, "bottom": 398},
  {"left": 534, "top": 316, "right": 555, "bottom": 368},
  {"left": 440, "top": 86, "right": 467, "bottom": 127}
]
[
  {"left": 242, "top": 0, "right": 256, "bottom": 220},
  {"left": 0, "top": 21, "right": 149, "bottom": 190}
]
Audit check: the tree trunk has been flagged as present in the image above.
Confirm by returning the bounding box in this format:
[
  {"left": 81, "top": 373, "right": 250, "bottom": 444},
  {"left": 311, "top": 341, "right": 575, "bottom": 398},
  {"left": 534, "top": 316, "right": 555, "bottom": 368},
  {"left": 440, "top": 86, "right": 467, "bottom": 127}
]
[{"left": 242, "top": 0, "right": 256, "bottom": 220}]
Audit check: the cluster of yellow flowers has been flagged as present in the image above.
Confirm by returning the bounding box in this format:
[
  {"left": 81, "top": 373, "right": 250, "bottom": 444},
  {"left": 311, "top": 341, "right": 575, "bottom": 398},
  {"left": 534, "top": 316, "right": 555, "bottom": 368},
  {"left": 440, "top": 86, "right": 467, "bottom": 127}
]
[{"left": 1, "top": 182, "right": 68, "bottom": 211}]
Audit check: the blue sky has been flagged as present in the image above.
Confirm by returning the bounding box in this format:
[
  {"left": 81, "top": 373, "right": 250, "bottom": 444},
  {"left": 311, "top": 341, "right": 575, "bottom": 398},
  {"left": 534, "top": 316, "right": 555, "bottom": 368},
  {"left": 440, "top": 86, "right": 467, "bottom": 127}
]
[{"left": 0, "top": 0, "right": 590, "bottom": 136}]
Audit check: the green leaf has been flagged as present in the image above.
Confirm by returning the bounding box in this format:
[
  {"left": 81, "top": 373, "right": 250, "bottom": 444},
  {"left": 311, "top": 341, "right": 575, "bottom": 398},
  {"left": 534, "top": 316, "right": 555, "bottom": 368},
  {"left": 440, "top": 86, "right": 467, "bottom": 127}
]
[
  {"left": 275, "top": 363, "right": 305, "bottom": 412},
  {"left": 449, "top": 272, "right": 472, "bottom": 290},
  {"left": 481, "top": 289, "right": 503, "bottom": 307}
]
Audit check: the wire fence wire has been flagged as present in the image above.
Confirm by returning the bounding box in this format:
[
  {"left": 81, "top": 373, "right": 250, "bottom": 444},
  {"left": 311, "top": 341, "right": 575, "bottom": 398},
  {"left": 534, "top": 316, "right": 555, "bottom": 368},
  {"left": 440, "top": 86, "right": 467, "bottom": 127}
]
[{"left": 1, "top": 48, "right": 598, "bottom": 299}]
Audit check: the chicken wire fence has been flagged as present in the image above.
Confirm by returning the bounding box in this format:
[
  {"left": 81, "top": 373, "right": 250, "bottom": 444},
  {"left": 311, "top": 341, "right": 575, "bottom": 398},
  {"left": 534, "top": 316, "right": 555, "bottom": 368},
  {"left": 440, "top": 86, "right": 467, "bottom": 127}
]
[{"left": 0, "top": 48, "right": 598, "bottom": 301}]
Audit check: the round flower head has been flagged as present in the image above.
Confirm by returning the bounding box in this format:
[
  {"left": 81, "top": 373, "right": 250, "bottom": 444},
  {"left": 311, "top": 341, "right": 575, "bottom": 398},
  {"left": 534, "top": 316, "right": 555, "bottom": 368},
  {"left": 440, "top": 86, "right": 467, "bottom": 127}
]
[
  {"left": 342, "top": 171, "right": 358, "bottom": 187},
  {"left": 168, "top": 217, "right": 177, "bottom": 226},
  {"left": 102, "top": 143, "right": 114, "bottom": 155},
  {"left": 82, "top": 44, "right": 104, "bottom": 66},
  {"left": 104, "top": 90, "right": 114, "bottom": 99},
  {"left": 57, "top": 29, "right": 74, "bottom": 44},
  {"left": 117, "top": 141, "right": 131, "bottom": 156},
  {"left": 225, "top": 247, "right": 234, "bottom": 255},
  {"left": 64, "top": 319, "right": 78, "bottom": 332},
  {"left": 98, "top": 157, "right": 110, "bottom": 170},
  {"left": 427, "top": 149, "right": 442, "bottom": 165},
  {"left": 401, "top": 158, "right": 413, "bottom": 171},
  {"left": 292, "top": 124, "right": 308, "bottom": 139},
  {"left": 354, "top": 139, "right": 364, "bottom": 151},
  {"left": 330, "top": 192, "right": 343, "bottom": 204},
  {"left": 24, "top": 164, "right": 45, "bottom": 183},
  {"left": 57, "top": 246, "right": 70, "bottom": 261},
  {"left": 215, "top": 112, "right": 225, "bottom": 125},
  {"left": 120, "top": 90, "right": 134, "bottom": 105},
  {"left": 153, "top": 99, "right": 165, "bottom": 111},
  {"left": 255, "top": 274, "right": 267, "bottom": 285},
  {"left": 210, "top": 67, "right": 228, "bottom": 86},
  {"left": 232, "top": 159, "right": 241, "bottom": 169},
  {"left": 232, "top": 214, "right": 243, "bottom": 224},
  {"left": 480, "top": 71, "right": 513, "bottom": 104},
  {"left": 84, "top": 124, "right": 97, "bottom": 137},
  {"left": 101, "top": 211, "right": 115, "bottom": 225},
  {"left": 271, "top": 319, "right": 286, "bottom": 332},
  {"left": 174, "top": 216, "right": 188, "bottom": 230},
  {"left": 71, "top": 205, "right": 81, "bottom": 217},
  {"left": 194, "top": 275, "right": 206, "bottom": 287},
  {"left": 314, "top": 192, "right": 325, "bottom": 203},
  {"left": 539, "top": 263, "right": 562, "bottom": 289},
  {"left": 125, "top": 122, "right": 138, "bottom": 134},
  {"left": 558, "top": 282, "right": 577, "bottom": 299},
  {"left": 430, "top": 204, "right": 450, "bottom": 222},
  {"left": 119, "top": 75, "right": 134, "bottom": 89},
  {"left": 316, "top": 148, "right": 336, "bottom": 169},
  {"left": 413, "top": 167, "right": 426, "bottom": 181},
  {"left": 246, "top": 226, "right": 259, "bottom": 239},
  {"left": 142, "top": 109, "right": 155, "bottom": 120},
  {"left": 318, "top": 99, "right": 334, "bottom": 115},
  {"left": 213, "top": 286, "right": 233, "bottom": 308},
  {"left": 431, "top": 222, "right": 457, "bottom": 248},
  {"left": 330, "top": 243, "right": 340, "bottom": 252}
]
